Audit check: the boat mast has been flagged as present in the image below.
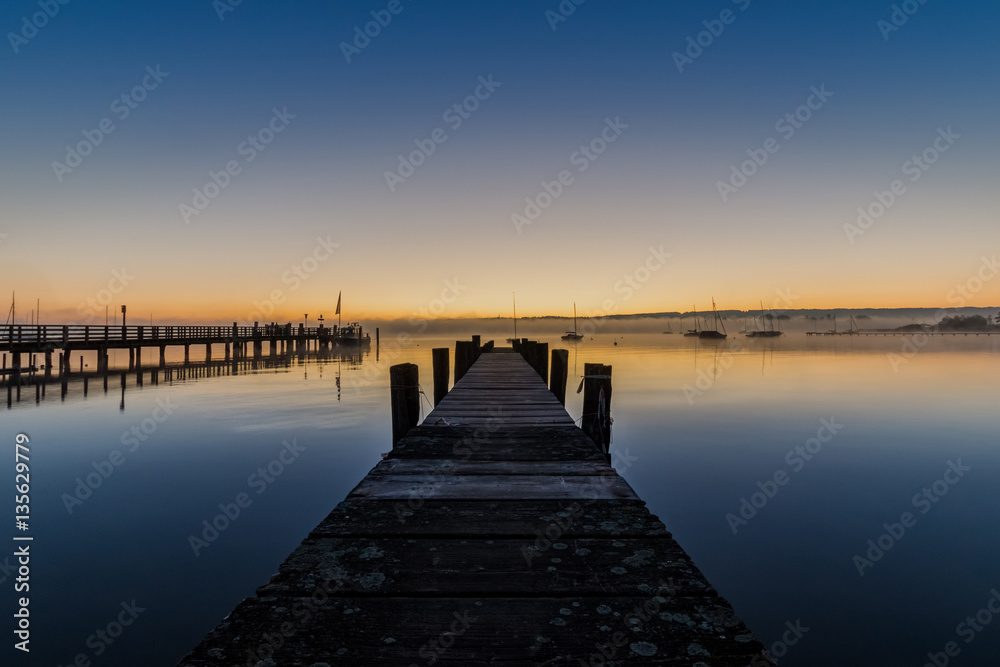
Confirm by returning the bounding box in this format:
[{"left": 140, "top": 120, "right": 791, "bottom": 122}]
[
  {"left": 513, "top": 292, "right": 517, "bottom": 339},
  {"left": 573, "top": 302, "right": 578, "bottom": 332}
]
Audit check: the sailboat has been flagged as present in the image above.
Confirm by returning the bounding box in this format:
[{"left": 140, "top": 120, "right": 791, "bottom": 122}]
[
  {"left": 561, "top": 302, "right": 584, "bottom": 340},
  {"left": 683, "top": 304, "right": 701, "bottom": 337},
  {"left": 746, "top": 300, "right": 783, "bottom": 337},
  {"left": 506, "top": 293, "right": 518, "bottom": 343},
  {"left": 662, "top": 319, "right": 674, "bottom": 334},
  {"left": 699, "top": 298, "right": 727, "bottom": 339}
]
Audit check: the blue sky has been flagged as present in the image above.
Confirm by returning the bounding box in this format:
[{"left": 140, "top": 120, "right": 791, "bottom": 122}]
[{"left": 2, "top": 0, "right": 998, "bottom": 321}]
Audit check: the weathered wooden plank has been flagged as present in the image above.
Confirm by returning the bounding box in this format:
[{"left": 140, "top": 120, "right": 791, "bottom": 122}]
[
  {"left": 369, "top": 459, "right": 614, "bottom": 477},
  {"left": 348, "top": 474, "right": 639, "bottom": 500},
  {"left": 255, "top": 537, "right": 714, "bottom": 598},
  {"left": 308, "top": 499, "right": 671, "bottom": 538},
  {"left": 179, "top": 596, "right": 772, "bottom": 666}
]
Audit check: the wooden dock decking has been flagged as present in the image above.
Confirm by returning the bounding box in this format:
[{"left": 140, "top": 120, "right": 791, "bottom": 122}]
[{"left": 180, "top": 350, "right": 772, "bottom": 666}]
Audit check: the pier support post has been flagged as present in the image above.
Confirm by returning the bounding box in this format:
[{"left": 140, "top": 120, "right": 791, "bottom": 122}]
[
  {"left": 454, "top": 341, "right": 473, "bottom": 384},
  {"left": 159, "top": 345, "right": 166, "bottom": 368},
  {"left": 432, "top": 348, "right": 449, "bottom": 406},
  {"left": 44, "top": 350, "right": 53, "bottom": 379},
  {"left": 471, "top": 335, "right": 481, "bottom": 362},
  {"left": 390, "top": 363, "right": 420, "bottom": 447},
  {"left": 537, "top": 342, "right": 548, "bottom": 381},
  {"left": 550, "top": 349, "right": 569, "bottom": 405},
  {"left": 582, "top": 363, "right": 613, "bottom": 454},
  {"left": 128, "top": 347, "right": 135, "bottom": 370},
  {"left": 184, "top": 344, "right": 190, "bottom": 364},
  {"left": 523, "top": 341, "right": 538, "bottom": 375},
  {"left": 206, "top": 344, "right": 212, "bottom": 363}
]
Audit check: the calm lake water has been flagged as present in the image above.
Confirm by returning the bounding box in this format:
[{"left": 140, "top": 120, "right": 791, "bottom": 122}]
[{"left": 3, "top": 331, "right": 999, "bottom": 666}]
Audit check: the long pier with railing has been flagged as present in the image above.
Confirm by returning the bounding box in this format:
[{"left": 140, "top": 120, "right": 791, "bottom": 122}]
[{"left": 0, "top": 322, "right": 370, "bottom": 374}]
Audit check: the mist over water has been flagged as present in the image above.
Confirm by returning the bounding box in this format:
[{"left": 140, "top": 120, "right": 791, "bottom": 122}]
[{"left": 4, "top": 331, "right": 998, "bottom": 666}]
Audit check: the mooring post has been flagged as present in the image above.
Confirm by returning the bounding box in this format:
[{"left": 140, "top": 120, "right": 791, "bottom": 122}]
[
  {"left": 432, "top": 348, "right": 449, "bottom": 406},
  {"left": 454, "top": 341, "right": 473, "bottom": 384},
  {"left": 471, "top": 335, "right": 481, "bottom": 362},
  {"left": 390, "top": 363, "right": 420, "bottom": 447},
  {"left": 523, "top": 340, "right": 538, "bottom": 374},
  {"left": 537, "top": 342, "right": 548, "bottom": 381},
  {"left": 582, "top": 362, "right": 613, "bottom": 454},
  {"left": 550, "top": 348, "right": 569, "bottom": 405}
]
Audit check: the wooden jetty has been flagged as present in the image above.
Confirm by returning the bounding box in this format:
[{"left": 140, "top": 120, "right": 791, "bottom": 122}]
[
  {"left": 180, "top": 344, "right": 773, "bottom": 665},
  {"left": 0, "top": 322, "right": 370, "bottom": 376}
]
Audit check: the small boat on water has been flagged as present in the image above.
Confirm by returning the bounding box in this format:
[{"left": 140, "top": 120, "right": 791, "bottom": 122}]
[
  {"left": 506, "top": 293, "right": 518, "bottom": 344},
  {"left": 683, "top": 304, "right": 701, "bottom": 337},
  {"left": 561, "top": 302, "right": 584, "bottom": 341},
  {"left": 746, "top": 300, "right": 783, "bottom": 338},
  {"left": 699, "top": 299, "right": 727, "bottom": 339},
  {"left": 335, "top": 322, "right": 370, "bottom": 345}
]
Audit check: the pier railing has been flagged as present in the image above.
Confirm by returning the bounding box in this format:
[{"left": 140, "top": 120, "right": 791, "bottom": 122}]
[{"left": 1, "top": 324, "right": 327, "bottom": 347}]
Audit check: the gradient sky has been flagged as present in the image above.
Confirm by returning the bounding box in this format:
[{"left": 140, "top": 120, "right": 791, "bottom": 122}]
[{"left": 2, "top": 0, "right": 998, "bottom": 324}]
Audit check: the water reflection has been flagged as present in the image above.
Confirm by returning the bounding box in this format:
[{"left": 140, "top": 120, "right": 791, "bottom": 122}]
[
  {"left": 2, "top": 349, "right": 366, "bottom": 411},
  {"left": 2, "top": 332, "right": 998, "bottom": 666}
]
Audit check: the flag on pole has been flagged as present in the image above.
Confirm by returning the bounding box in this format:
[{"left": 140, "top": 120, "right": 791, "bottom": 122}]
[{"left": 335, "top": 291, "right": 341, "bottom": 315}]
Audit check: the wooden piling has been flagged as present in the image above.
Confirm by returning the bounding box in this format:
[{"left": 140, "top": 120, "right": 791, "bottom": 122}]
[
  {"left": 454, "top": 341, "right": 473, "bottom": 383},
  {"left": 582, "top": 362, "right": 613, "bottom": 453},
  {"left": 432, "top": 348, "right": 449, "bottom": 406},
  {"left": 389, "top": 363, "right": 419, "bottom": 447},
  {"left": 550, "top": 348, "right": 569, "bottom": 405}
]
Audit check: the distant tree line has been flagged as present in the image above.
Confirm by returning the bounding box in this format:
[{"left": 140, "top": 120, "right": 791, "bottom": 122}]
[{"left": 936, "top": 314, "right": 999, "bottom": 331}]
